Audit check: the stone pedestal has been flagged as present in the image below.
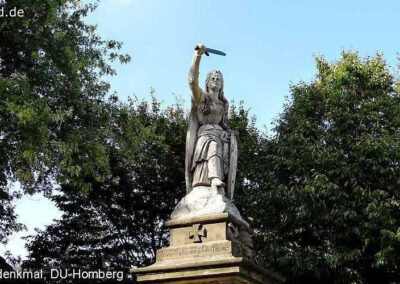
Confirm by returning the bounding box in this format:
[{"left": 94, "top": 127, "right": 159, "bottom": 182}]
[{"left": 131, "top": 213, "right": 283, "bottom": 283}]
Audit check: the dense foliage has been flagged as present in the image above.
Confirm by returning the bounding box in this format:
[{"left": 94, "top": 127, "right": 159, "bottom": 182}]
[
  {"left": 249, "top": 52, "right": 400, "bottom": 283},
  {"left": 0, "top": 0, "right": 129, "bottom": 244},
  {"left": 23, "top": 98, "right": 185, "bottom": 279}
]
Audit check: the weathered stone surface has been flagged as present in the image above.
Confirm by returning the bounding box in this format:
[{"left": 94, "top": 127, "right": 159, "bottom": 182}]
[
  {"left": 156, "top": 240, "right": 232, "bottom": 262},
  {"left": 132, "top": 252, "right": 283, "bottom": 283},
  {"left": 139, "top": 274, "right": 261, "bottom": 284},
  {"left": 135, "top": 265, "right": 273, "bottom": 283},
  {"left": 131, "top": 213, "right": 284, "bottom": 283},
  {"left": 227, "top": 222, "right": 257, "bottom": 263},
  {"left": 170, "top": 186, "right": 249, "bottom": 227}
]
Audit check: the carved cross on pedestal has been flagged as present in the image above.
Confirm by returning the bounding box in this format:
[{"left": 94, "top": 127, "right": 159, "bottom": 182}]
[{"left": 188, "top": 223, "right": 207, "bottom": 243}]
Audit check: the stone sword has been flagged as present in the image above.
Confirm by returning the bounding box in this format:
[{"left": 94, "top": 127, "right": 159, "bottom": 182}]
[{"left": 194, "top": 46, "right": 226, "bottom": 56}]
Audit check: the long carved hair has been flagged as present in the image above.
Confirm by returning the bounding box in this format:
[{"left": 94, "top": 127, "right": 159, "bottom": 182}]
[{"left": 200, "top": 70, "right": 229, "bottom": 129}]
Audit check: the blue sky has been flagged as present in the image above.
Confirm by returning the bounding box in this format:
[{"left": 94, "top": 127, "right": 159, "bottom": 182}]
[
  {"left": 2, "top": 0, "right": 400, "bottom": 260},
  {"left": 85, "top": 0, "right": 400, "bottom": 129}
]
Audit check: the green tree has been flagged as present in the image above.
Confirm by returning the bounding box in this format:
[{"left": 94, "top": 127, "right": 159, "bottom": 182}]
[
  {"left": 23, "top": 97, "right": 187, "bottom": 280},
  {"left": 0, "top": 0, "right": 129, "bottom": 244},
  {"left": 250, "top": 52, "right": 400, "bottom": 283}
]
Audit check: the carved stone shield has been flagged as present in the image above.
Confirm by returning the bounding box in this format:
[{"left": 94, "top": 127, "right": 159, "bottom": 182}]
[{"left": 227, "top": 133, "right": 238, "bottom": 200}]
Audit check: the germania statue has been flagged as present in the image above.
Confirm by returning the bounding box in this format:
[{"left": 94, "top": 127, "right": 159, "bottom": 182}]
[{"left": 185, "top": 44, "right": 238, "bottom": 200}]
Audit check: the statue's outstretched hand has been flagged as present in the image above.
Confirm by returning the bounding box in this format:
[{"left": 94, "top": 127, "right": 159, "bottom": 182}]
[{"left": 195, "top": 44, "right": 207, "bottom": 56}]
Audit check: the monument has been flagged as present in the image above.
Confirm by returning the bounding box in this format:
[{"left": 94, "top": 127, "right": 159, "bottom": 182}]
[{"left": 131, "top": 44, "right": 283, "bottom": 283}]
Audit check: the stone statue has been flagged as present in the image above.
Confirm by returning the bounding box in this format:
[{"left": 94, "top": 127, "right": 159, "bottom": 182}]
[
  {"left": 171, "top": 44, "right": 244, "bottom": 224},
  {"left": 185, "top": 44, "right": 238, "bottom": 200}
]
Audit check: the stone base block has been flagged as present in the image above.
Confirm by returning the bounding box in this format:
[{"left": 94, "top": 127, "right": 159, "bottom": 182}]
[
  {"left": 134, "top": 258, "right": 275, "bottom": 283},
  {"left": 131, "top": 213, "right": 283, "bottom": 284}
]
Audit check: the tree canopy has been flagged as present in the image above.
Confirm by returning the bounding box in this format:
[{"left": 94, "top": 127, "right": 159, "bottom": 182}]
[
  {"left": 0, "top": 0, "right": 129, "bottom": 244},
  {"left": 249, "top": 52, "right": 400, "bottom": 283}
]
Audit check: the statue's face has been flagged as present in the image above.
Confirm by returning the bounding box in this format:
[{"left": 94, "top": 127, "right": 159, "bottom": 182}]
[{"left": 207, "top": 73, "right": 223, "bottom": 92}]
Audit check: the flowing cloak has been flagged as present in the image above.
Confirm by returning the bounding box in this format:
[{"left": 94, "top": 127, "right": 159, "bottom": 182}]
[{"left": 185, "top": 104, "right": 199, "bottom": 195}]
